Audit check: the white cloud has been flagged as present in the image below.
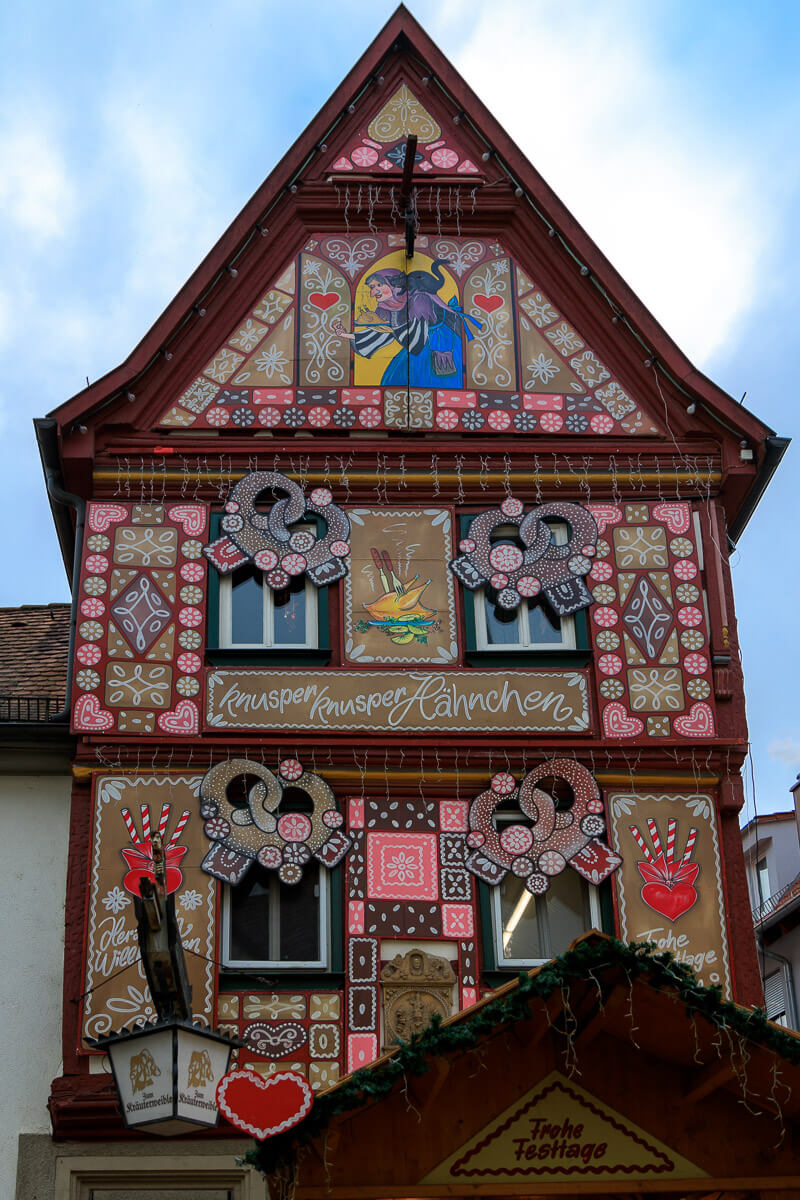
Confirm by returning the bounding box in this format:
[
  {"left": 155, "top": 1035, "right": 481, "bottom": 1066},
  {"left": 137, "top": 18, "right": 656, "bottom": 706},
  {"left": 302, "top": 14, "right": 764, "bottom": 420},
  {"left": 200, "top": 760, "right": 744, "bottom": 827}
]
[
  {"left": 0, "top": 120, "right": 77, "bottom": 242},
  {"left": 101, "top": 92, "right": 226, "bottom": 311},
  {"left": 448, "top": 0, "right": 769, "bottom": 365},
  {"left": 767, "top": 738, "right": 800, "bottom": 768}
]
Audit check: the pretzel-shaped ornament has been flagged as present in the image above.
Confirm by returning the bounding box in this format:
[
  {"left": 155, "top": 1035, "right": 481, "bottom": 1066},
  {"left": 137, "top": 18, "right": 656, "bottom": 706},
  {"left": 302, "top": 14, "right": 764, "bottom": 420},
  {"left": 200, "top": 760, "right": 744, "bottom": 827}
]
[
  {"left": 465, "top": 759, "right": 621, "bottom": 894},
  {"left": 203, "top": 470, "right": 351, "bottom": 588},
  {"left": 449, "top": 496, "right": 598, "bottom": 615},
  {"left": 198, "top": 756, "right": 351, "bottom": 885}
]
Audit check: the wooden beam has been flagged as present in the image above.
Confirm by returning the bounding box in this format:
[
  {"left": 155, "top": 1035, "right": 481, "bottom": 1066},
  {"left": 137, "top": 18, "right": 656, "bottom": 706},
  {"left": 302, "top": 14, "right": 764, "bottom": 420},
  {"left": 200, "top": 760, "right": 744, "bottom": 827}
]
[{"left": 684, "top": 1057, "right": 736, "bottom": 1105}]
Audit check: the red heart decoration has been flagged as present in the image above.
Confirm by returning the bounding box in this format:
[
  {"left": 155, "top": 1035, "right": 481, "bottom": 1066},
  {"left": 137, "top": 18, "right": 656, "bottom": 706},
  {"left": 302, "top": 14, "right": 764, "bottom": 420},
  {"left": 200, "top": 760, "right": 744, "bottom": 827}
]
[
  {"left": 216, "top": 1069, "right": 313, "bottom": 1140},
  {"left": 602, "top": 701, "right": 644, "bottom": 739},
  {"left": 73, "top": 692, "right": 115, "bottom": 732},
  {"left": 157, "top": 699, "right": 199, "bottom": 736},
  {"left": 121, "top": 841, "right": 187, "bottom": 897},
  {"left": 641, "top": 881, "right": 698, "bottom": 921},
  {"left": 637, "top": 857, "right": 699, "bottom": 921},
  {"left": 168, "top": 503, "right": 207, "bottom": 537},
  {"left": 88, "top": 502, "right": 128, "bottom": 533},
  {"left": 309, "top": 292, "right": 338, "bottom": 311},
  {"left": 586, "top": 503, "right": 623, "bottom": 535},
  {"left": 673, "top": 701, "right": 714, "bottom": 738},
  {"left": 473, "top": 294, "right": 503, "bottom": 314},
  {"left": 652, "top": 501, "right": 691, "bottom": 535}
]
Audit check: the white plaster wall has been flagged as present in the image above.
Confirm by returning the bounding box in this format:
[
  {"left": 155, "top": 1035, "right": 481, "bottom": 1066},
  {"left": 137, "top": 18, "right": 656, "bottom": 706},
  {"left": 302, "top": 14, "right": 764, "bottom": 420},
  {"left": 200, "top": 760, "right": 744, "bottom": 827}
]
[{"left": 0, "top": 774, "right": 70, "bottom": 1200}]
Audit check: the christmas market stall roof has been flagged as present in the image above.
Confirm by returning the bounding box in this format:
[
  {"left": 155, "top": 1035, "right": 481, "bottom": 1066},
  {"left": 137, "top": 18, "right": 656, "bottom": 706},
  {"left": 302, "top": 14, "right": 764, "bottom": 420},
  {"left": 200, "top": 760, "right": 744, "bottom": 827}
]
[{"left": 248, "top": 934, "right": 800, "bottom": 1196}]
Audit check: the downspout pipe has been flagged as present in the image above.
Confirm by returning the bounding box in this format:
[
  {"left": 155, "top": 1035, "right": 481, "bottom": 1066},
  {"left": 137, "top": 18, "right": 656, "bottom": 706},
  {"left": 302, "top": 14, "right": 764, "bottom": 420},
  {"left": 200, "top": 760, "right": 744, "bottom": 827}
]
[
  {"left": 759, "top": 943, "right": 798, "bottom": 1029},
  {"left": 34, "top": 418, "right": 85, "bottom": 724}
]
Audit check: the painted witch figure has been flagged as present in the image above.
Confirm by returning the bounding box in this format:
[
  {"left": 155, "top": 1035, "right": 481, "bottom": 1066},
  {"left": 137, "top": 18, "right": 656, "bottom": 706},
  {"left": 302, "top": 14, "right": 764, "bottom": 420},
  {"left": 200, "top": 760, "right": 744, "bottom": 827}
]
[{"left": 333, "top": 260, "right": 482, "bottom": 388}]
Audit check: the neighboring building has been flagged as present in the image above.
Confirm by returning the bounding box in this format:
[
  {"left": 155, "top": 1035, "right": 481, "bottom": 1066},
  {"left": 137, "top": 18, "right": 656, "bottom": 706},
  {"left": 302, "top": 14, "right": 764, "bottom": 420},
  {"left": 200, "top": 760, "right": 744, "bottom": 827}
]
[
  {"left": 0, "top": 606, "right": 73, "bottom": 1200},
  {"left": 11, "top": 7, "right": 800, "bottom": 1197},
  {"left": 743, "top": 807, "right": 800, "bottom": 1028}
]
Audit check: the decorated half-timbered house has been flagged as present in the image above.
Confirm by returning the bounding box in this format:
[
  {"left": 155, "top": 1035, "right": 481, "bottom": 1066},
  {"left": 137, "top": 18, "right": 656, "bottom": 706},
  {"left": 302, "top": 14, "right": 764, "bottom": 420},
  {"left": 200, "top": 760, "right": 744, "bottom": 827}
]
[{"left": 25, "top": 7, "right": 800, "bottom": 1198}]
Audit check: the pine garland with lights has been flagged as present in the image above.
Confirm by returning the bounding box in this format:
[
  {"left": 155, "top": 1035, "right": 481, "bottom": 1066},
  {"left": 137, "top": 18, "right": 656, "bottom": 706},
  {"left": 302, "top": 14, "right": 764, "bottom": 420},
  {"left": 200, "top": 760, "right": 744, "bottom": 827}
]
[{"left": 246, "top": 934, "right": 799, "bottom": 1176}]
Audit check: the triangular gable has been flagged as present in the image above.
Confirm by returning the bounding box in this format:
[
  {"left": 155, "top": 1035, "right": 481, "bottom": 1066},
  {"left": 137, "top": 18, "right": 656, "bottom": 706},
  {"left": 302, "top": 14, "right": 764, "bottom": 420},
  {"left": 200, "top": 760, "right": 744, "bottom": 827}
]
[
  {"left": 422, "top": 1071, "right": 704, "bottom": 1183},
  {"left": 47, "top": 4, "right": 778, "bottom": 525},
  {"left": 328, "top": 81, "right": 482, "bottom": 177},
  {"left": 155, "top": 231, "right": 661, "bottom": 437}
]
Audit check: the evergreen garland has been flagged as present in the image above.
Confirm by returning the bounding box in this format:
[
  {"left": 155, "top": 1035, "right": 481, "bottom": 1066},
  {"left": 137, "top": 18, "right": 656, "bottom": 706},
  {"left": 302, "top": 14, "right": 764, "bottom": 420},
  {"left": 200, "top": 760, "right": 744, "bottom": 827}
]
[{"left": 246, "top": 935, "right": 799, "bottom": 1176}]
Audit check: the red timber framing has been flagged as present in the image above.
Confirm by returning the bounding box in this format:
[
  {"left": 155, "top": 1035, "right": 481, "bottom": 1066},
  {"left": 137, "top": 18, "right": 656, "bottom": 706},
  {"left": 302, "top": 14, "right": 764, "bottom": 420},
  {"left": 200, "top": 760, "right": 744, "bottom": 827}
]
[{"left": 38, "top": 5, "right": 791, "bottom": 1192}]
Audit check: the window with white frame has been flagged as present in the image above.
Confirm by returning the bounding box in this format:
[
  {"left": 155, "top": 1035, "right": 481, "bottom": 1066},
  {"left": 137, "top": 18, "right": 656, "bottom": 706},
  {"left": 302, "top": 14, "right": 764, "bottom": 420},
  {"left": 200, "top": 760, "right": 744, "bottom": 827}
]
[
  {"left": 490, "top": 809, "right": 599, "bottom": 967},
  {"left": 222, "top": 860, "right": 329, "bottom": 969},
  {"left": 473, "top": 521, "right": 576, "bottom": 651},
  {"left": 219, "top": 561, "right": 317, "bottom": 649}
]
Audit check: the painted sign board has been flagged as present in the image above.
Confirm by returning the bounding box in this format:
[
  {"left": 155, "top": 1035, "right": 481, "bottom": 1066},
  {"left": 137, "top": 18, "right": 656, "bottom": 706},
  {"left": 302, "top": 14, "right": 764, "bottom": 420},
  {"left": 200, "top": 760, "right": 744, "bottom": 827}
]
[
  {"left": 607, "top": 793, "right": 731, "bottom": 995},
  {"left": 206, "top": 669, "right": 591, "bottom": 733},
  {"left": 422, "top": 1071, "right": 705, "bottom": 1183}
]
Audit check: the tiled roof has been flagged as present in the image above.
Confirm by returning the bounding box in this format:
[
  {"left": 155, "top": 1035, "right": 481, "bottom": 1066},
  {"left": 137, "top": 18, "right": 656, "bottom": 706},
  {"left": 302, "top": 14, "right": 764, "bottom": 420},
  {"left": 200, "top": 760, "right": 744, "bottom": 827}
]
[{"left": 0, "top": 604, "right": 70, "bottom": 699}]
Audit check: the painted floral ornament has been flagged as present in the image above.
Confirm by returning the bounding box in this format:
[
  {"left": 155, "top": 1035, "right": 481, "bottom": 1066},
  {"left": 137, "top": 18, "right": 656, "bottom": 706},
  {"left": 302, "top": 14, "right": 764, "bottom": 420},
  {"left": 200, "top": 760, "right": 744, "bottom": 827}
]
[
  {"left": 465, "top": 759, "right": 621, "bottom": 894},
  {"left": 198, "top": 757, "right": 351, "bottom": 885},
  {"left": 203, "top": 470, "right": 350, "bottom": 588},
  {"left": 449, "top": 497, "right": 598, "bottom": 616}
]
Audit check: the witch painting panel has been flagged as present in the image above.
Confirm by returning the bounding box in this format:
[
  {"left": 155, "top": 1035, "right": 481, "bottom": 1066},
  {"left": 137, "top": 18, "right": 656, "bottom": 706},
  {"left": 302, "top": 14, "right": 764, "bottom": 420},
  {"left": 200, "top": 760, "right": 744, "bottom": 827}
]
[{"left": 332, "top": 258, "right": 481, "bottom": 388}]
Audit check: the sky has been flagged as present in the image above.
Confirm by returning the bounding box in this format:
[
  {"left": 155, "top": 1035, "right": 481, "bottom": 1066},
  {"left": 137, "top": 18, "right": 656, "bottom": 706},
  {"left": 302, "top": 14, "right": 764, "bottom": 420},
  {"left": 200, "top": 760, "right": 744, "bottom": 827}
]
[{"left": 0, "top": 0, "right": 797, "bottom": 818}]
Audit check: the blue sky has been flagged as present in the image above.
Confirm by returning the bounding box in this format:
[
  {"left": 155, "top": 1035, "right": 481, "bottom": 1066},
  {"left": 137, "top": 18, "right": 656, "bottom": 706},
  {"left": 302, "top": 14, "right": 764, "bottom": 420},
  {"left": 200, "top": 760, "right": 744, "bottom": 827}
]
[{"left": 0, "top": 0, "right": 797, "bottom": 816}]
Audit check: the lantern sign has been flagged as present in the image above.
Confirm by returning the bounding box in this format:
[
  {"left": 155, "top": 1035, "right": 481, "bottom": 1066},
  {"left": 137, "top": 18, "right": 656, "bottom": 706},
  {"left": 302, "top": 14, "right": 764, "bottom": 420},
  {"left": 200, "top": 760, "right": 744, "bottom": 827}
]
[
  {"left": 449, "top": 497, "right": 598, "bottom": 616},
  {"left": 465, "top": 759, "right": 622, "bottom": 894},
  {"left": 91, "top": 1017, "right": 238, "bottom": 1136},
  {"left": 203, "top": 469, "right": 351, "bottom": 588}
]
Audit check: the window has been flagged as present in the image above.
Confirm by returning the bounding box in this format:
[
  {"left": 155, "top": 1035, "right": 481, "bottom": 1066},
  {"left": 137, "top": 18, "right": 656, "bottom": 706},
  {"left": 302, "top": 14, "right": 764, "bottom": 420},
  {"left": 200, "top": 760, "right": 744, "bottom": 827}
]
[
  {"left": 468, "top": 521, "right": 578, "bottom": 654},
  {"left": 492, "top": 869, "right": 599, "bottom": 967},
  {"left": 220, "top": 563, "right": 317, "bottom": 649},
  {"left": 222, "top": 861, "right": 329, "bottom": 970},
  {"left": 756, "top": 855, "right": 771, "bottom": 907},
  {"left": 488, "top": 808, "right": 599, "bottom": 967},
  {"left": 764, "top": 970, "right": 788, "bottom": 1026}
]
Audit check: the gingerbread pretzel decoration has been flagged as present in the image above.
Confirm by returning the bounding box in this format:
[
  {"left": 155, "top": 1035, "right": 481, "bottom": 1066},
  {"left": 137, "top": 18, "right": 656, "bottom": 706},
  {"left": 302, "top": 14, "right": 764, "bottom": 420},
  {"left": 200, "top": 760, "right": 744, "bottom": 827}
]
[
  {"left": 449, "top": 496, "right": 598, "bottom": 615},
  {"left": 203, "top": 470, "right": 351, "bottom": 588},
  {"left": 465, "top": 759, "right": 621, "bottom": 894},
  {"left": 198, "top": 756, "right": 351, "bottom": 885}
]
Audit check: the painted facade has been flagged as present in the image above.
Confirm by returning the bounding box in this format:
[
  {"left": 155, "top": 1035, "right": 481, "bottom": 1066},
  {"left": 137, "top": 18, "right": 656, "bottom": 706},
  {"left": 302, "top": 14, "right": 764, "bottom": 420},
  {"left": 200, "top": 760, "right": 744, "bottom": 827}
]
[{"left": 22, "top": 8, "right": 795, "bottom": 1197}]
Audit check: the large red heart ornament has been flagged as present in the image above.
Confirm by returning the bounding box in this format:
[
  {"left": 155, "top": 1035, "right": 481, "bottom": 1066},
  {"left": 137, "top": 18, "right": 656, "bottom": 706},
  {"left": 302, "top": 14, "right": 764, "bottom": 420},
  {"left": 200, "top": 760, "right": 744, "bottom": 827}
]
[
  {"left": 637, "top": 858, "right": 699, "bottom": 921},
  {"left": 216, "top": 1069, "right": 313, "bottom": 1140}
]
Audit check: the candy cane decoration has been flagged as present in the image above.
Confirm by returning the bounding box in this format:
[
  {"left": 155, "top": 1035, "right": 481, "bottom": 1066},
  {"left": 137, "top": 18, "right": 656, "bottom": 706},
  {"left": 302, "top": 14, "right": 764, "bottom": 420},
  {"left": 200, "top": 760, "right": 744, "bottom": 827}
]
[
  {"left": 666, "top": 818, "right": 677, "bottom": 865},
  {"left": 140, "top": 805, "right": 151, "bottom": 842},
  {"left": 121, "top": 808, "right": 140, "bottom": 844},
  {"left": 679, "top": 827, "right": 698, "bottom": 866},
  {"left": 629, "top": 824, "right": 653, "bottom": 862},
  {"left": 646, "top": 818, "right": 663, "bottom": 860},
  {"left": 168, "top": 810, "right": 192, "bottom": 846},
  {"left": 158, "top": 803, "right": 171, "bottom": 838}
]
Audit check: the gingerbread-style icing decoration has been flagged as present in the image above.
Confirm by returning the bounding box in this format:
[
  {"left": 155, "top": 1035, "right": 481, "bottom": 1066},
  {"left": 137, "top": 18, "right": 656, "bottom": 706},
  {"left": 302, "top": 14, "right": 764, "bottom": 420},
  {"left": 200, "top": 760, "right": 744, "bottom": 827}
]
[
  {"left": 198, "top": 756, "right": 351, "bottom": 885},
  {"left": 203, "top": 470, "right": 351, "bottom": 588},
  {"left": 449, "top": 496, "right": 598, "bottom": 615},
  {"left": 465, "top": 758, "right": 621, "bottom": 894}
]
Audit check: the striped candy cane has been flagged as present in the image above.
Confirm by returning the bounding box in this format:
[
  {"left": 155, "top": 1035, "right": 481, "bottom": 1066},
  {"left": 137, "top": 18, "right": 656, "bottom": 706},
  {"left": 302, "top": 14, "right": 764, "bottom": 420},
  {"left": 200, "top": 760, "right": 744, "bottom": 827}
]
[
  {"left": 157, "top": 804, "right": 171, "bottom": 837},
  {"left": 680, "top": 827, "right": 698, "bottom": 865},
  {"left": 120, "top": 808, "right": 140, "bottom": 844},
  {"left": 140, "top": 805, "right": 151, "bottom": 842},
  {"left": 168, "top": 810, "right": 191, "bottom": 846},
  {"left": 629, "top": 825, "right": 654, "bottom": 862},
  {"left": 646, "top": 818, "right": 663, "bottom": 860},
  {"left": 666, "top": 818, "right": 677, "bottom": 865}
]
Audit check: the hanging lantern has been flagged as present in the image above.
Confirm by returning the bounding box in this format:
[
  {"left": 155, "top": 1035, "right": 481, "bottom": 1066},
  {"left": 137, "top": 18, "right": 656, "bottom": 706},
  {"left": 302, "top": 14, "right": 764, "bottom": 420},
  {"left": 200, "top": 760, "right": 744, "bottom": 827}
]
[{"left": 91, "top": 1016, "right": 239, "bottom": 1136}]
